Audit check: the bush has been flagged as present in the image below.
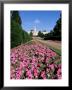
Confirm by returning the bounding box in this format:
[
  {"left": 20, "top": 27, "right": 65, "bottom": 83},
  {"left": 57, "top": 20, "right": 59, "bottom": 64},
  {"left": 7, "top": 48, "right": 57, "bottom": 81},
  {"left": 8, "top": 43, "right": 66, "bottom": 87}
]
[
  {"left": 22, "top": 30, "right": 32, "bottom": 43},
  {"left": 38, "top": 31, "right": 44, "bottom": 38},
  {"left": 44, "top": 16, "right": 61, "bottom": 41},
  {"left": 11, "top": 11, "right": 32, "bottom": 48},
  {"left": 11, "top": 20, "right": 23, "bottom": 48},
  {"left": 11, "top": 20, "right": 32, "bottom": 48},
  {"left": 44, "top": 33, "right": 61, "bottom": 41}
]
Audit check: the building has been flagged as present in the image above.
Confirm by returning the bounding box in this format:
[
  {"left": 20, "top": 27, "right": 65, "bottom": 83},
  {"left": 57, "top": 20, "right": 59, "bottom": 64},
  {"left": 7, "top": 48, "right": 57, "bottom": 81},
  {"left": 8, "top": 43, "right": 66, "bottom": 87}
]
[
  {"left": 29, "top": 27, "right": 48, "bottom": 36},
  {"left": 30, "top": 26, "right": 38, "bottom": 36}
]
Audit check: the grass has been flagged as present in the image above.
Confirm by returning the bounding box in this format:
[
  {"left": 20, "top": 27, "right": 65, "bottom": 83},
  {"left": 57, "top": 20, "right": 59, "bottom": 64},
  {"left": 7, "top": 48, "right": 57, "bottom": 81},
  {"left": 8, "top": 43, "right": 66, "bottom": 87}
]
[
  {"left": 54, "top": 59, "right": 61, "bottom": 65},
  {"left": 27, "top": 40, "right": 61, "bottom": 66},
  {"left": 48, "top": 46, "right": 61, "bottom": 56},
  {"left": 21, "top": 40, "right": 61, "bottom": 56},
  {"left": 33, "top": 39, "right": 61, "bottom": 56}
]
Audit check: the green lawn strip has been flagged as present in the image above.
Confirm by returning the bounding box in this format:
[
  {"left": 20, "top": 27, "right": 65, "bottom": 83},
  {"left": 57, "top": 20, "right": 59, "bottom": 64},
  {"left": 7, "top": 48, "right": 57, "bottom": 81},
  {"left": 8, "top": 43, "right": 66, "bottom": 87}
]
[
  {"left": 25, "top": 40, "right": 61, "bottom": 58},
  {"left": 35, "top": 40, "right": 61, "bottom": 56},
  {"left": 11, "top": 40, "right": 34, "bottom": 49},
  {"left": 48, "top": 46, "right": 61, "bottom": 56},
  {"left": 47, "top": 56, "right": 60, "bottom": 64},
  {"left": 54, "top": 59, "right": 61, "bottom": 65},
  {"left": 23, "top": 40, "right": 33, "bottom": 45}
]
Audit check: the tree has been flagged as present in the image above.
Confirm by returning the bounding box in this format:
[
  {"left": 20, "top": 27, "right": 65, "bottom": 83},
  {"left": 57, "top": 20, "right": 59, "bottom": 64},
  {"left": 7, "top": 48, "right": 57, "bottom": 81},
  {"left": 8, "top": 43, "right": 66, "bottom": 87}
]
[
  {"left": 11, "top": 11, "right": 22, "bottom": 25},
  {"left": 11, "top": 11, "right": 32, "bottom": 48},
  {"left": 30, "top": 31, "right": 33, "bottom": 37},
  {"left": 53, "top": 16, "right": 61, "bottom": 40},
  {"left": 44, "top": 14, "right": 61, "bottom": 41},
  {"left": 11, "top": 13, "right": 23, "bottom": 48},
  {"left": 22, "top": 30, "right": 32, "bottom": 43},
  {"left": 38, "top": 31, "right": 44, "bottom": 38}
]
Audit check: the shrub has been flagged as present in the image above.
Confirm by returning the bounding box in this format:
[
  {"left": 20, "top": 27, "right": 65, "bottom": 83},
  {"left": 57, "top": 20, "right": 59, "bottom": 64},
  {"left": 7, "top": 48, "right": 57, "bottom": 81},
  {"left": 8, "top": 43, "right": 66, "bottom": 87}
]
[
  {"left": 11, "top": 11, "right": 32, "bottom": 48},
  {"left": 11, "top": 20, "right": 23, "bottom": 48}
]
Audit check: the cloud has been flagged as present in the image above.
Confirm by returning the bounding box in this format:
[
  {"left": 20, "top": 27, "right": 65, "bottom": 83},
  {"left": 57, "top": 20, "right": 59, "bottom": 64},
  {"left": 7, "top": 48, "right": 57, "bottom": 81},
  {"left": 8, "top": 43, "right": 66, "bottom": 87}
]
[{"left": 34, "top": 19, "right": 40, "bottom": 24}]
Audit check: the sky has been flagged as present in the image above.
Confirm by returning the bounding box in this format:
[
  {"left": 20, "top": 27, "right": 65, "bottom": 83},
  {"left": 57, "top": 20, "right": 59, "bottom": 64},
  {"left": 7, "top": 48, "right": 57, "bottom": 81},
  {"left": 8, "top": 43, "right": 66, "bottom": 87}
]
[{"left": 19, "top": 11, "right": 61, "bottom": 32}]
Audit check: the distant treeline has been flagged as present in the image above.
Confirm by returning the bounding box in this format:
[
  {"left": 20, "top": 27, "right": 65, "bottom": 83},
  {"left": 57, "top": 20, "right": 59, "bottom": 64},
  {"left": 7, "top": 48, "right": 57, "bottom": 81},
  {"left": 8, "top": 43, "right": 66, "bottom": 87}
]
[
  {"left": 38, "top": 14, "right": 61, "bottom": 41},
  {"left": 11, "top": 11, "right": 32, "bottom": 48}
]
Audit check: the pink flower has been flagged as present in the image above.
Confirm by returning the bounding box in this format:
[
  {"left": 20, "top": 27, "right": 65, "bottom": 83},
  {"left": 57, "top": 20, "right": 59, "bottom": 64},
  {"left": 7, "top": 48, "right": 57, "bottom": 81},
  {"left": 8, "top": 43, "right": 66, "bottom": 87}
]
[
  {"left": 57, "top": 68, "right": 61, "bottom": 79},
  {"left": 57, "top": 68, "right": 61, "bottom": 75},
  {"left": 10, "top": 43, "right": 61, "bottom": 79},
  {"left": 41, "top": 71, "right": 46, "bottom": 79},
  {"left": 46, "top": 68, "right": 50, "bottom": 73},
  {"left": 31, "top": 65, "right": 35, "bottom": 71},
  {"left": 37, "top": 64, "right": 40, "bottom": 67},
  {"left": 26, "top": 70, "right": 32, "bottom": 79},
  {"left": 49, "top": 64, "right": 54, "bottom": 70},
  {"left": 16, "top": 70, "right": 22, "bottom": 79},
  {"left": 19, "top": 62, "right": 24, "bottom": 69},
  {"left": 34, "top": 68, "right": 38, "bottom": 78}
]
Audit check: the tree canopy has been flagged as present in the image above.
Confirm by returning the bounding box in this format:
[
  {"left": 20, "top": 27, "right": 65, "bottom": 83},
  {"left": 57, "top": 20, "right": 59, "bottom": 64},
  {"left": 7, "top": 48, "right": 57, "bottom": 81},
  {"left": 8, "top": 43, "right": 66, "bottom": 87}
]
[
  {"left": 11, "top": 11, "right": 32, "bottom": 48},
  {"left": 44, "top": 15, "right": 61, "bottom": 41},
  {"left": 38, "top": 31, "right": 44, "bottom": 38}
]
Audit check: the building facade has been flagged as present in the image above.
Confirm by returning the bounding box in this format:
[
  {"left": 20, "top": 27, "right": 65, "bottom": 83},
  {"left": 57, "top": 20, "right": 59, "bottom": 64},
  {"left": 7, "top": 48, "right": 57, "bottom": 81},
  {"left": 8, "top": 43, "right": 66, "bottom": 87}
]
[{"left": 30, "top": 27, "right": 48, "bottom": 36}]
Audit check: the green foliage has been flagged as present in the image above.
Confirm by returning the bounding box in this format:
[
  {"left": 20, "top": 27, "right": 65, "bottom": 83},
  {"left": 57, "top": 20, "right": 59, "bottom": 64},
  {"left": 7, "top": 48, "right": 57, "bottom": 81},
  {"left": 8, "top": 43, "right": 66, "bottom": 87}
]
[
  {"left": 11, "top": 11, "right": 32, "bottom": 48},
  {"left": 11, "top": 11, "right": 21, "bottom": 25},
  {"left": 22, "top": 30, "right": 32, "bottom": 43},
  {"left": 53, "top": 17, "right": 61, "bottom": 40},
  {"left": 44, "top": 15, "right": 61, "bottom": 41},
  {"left": 30, "top": 31, "right": 33, "bottom": 37},
  {"left": 11, "top": 20, "right": 23, "bottom": 48},
  {"left": 38, "top": 31, "right": 44, "bottom": 38},
  {"left": 54, "top": 60, "right": 61, "bottom": 65},
  {"left": 49, "top": 46, "right": 61, "bottom": 56}
]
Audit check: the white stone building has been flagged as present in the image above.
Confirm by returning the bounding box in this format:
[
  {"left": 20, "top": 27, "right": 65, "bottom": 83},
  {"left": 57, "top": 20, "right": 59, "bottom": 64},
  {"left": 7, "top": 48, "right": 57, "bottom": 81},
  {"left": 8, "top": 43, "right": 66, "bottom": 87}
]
[
  {"left": 29, "top": 27, "right": 48, "bottom": 36},
  {"left": 30, "top": 26, "right": 38, "bottom": 36}
]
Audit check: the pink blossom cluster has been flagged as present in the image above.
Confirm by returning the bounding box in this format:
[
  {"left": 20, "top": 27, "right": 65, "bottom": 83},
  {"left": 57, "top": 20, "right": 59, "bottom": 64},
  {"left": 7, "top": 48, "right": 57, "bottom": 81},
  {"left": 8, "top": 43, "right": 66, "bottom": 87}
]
[{"left": 10, "top": 43, "right": 61, "bottom": 79}]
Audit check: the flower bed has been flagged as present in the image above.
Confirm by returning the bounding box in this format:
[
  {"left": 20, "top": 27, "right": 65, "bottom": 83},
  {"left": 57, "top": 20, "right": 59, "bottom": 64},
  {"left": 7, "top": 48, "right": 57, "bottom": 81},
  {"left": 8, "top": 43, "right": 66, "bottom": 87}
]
[{"left": 10, "top": 42, "right": 61, "bottom": 79}]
